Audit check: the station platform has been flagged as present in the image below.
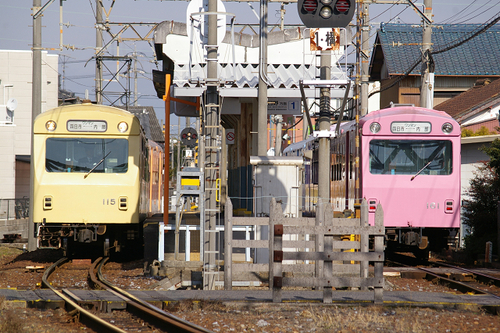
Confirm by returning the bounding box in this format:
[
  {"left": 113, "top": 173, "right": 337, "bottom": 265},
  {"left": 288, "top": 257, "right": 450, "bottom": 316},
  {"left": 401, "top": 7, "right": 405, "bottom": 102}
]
[{"left": 1, "top": 288, "right": 499, "bottom": 312}]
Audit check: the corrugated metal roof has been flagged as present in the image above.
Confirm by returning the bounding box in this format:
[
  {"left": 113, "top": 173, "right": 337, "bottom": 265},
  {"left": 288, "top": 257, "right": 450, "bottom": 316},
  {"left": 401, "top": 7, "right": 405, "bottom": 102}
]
[{"left": 374, "top": 23, "right": 500, "bottom": 76}]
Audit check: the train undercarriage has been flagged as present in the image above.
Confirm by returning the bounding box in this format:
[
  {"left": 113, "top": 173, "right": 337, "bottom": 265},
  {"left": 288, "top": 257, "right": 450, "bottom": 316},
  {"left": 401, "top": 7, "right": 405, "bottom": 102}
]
[
  {"left": 36, "top": 223, "right": 143, "bottom": 259},
  {"left": 385, "top": 227, "right": 460, "bottom": 260}
]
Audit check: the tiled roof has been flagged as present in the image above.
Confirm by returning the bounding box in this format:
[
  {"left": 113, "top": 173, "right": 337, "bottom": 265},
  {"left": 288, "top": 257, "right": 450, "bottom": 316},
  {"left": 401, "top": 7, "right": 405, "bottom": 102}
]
[
  {"left": 119, "top": 106, "right": 165, "bottom": 144},
  {"left": 434, "top": 78, "right": 500, "bottom": 119},
  {"left": 372, "top": 23, "right": 500, "bottom": 77}
]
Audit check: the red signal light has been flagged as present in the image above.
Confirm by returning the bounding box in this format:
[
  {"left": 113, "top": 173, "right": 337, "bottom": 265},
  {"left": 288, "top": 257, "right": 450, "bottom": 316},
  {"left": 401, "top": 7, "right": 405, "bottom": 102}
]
[
  {"left": 335, "top": 0, "right": 350, "bottom": 13},
  {"left": 303, "top": 0, "right": 317, "bottom": 12}
]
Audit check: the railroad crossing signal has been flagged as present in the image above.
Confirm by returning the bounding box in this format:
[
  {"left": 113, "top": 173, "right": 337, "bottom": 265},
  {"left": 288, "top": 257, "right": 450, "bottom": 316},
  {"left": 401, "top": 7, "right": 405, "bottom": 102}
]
[
  {"left": 180, "top": 127, "right": 198, "bottom": 148},
  {"left": 298, "top": 0, "right": 355, "bottom": 28}
]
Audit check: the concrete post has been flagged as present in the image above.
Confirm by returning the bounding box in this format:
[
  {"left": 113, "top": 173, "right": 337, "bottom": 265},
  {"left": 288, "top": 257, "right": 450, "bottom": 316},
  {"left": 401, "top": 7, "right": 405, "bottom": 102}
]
[
  {"left": 29, "top": 0, "right": 42, "bottom": 252},
  {"left": 420, "top": 0, "right": 433, "bottom": 108}
]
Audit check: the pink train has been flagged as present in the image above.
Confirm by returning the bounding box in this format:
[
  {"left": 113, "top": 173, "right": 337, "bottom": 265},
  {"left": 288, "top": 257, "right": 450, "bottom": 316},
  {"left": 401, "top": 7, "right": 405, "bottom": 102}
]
[{"left": 285, "top": 106, "right": 461, "bottom": 257}]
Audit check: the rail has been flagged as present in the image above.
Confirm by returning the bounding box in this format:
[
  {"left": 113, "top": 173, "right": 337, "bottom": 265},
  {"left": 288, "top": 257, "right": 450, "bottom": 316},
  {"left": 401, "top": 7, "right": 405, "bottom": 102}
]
[
  {"left": 90, "top": 257, "right": 213, "bottom": 333},
  {"left": 42, "top": 257, "right": 125, "bottom": 333},
  {"left": 434, "top": 262, "right": 500, "bottom": 288},
  {"left": 224, "top": 197, "right": 385, "bottom": 304}
]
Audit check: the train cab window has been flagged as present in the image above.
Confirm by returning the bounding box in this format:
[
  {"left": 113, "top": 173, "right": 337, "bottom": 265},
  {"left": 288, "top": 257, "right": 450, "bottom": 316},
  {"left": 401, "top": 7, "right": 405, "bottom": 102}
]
[
  {"left": 45, "top": 138, "right": 128, "bottom": 173},
  {"left": 369, "top": 140, "right": 452, "bottom": 176}
]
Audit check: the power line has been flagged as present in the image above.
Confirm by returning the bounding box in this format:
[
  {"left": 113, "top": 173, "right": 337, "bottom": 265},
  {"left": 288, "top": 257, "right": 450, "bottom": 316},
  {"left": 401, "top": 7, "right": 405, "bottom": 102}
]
[{"left": 369, "top": 13, "right": 500, "bottom": 98}]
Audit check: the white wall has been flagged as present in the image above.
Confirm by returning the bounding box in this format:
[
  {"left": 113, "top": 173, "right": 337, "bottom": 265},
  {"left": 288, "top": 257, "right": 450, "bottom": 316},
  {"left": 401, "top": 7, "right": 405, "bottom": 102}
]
[
  {"left": 0, "top": 50, "right": 58, "bottom": 199},
  {"left": 0, "top": 125, "right": 16, "bottom": 199}
]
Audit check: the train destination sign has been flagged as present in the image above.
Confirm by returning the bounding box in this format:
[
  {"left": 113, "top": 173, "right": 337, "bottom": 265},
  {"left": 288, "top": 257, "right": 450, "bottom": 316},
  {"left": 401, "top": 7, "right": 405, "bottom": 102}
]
[
  {"left": 67, "top": 120, "right": 107, "bottom": 132},
  {"left": 390, "top": 121, "right": 431, "bottom": 134}
]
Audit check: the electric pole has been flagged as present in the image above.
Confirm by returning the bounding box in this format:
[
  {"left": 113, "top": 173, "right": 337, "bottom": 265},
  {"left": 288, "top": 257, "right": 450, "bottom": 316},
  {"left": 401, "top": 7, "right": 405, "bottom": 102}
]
[{"left": 420, "top": 0, "right": 433, "bottom": 108}]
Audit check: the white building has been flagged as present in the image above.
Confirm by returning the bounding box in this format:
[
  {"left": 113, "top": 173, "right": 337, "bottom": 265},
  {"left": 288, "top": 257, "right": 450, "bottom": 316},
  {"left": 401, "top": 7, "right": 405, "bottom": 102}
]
[{"left": 0, "top": 50, "right": 59, "bottom": 200}]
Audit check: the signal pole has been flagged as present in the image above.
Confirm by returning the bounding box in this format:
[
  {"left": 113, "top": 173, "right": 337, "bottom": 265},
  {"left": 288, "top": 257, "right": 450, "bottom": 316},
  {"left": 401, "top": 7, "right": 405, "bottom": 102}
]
[{"left": 318, "top": 52, "right": 331, "bottom": 205}]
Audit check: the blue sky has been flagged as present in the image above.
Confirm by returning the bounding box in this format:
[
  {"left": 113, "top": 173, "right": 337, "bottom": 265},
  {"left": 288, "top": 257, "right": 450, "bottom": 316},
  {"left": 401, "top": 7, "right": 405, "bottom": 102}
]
[{"left": 1, "top": 1, "right": 499, "bottom": 127}]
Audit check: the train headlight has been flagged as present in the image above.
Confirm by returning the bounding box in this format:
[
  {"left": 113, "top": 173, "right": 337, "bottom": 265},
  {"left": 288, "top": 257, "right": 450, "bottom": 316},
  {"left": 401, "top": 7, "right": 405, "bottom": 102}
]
[
  {"left": 370, "top": 122, "right": 381, "bottom": 134},
  {"left": 442, "top": 122, "right": 453, "bottom": 134},
  {"left": 117, "top": 121, "right": 128, "bottom": 133},
  {"left": 45, "top": 120, "right": 57, "bottom": 131}
]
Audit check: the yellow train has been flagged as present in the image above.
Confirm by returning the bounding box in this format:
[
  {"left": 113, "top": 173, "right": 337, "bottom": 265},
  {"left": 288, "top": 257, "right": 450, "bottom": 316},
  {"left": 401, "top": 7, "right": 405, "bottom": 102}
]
[{"left": 33, "top": 102, "right": 163, "bottom": 257}]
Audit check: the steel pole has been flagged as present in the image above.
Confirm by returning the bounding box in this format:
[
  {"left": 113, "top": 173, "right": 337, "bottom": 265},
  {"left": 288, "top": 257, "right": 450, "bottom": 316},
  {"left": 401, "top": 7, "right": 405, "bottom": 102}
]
[
  {"left": 318, "top": 52, "right": 331, "bottom": 206},
  {"left": 257, "top": 0, "right": 269, "bottom": 156},
  {"left": 95, "top": 0, "right": 103, "bottom": 104},
  {"left": 360, "top": 1, "right": 369, "bottom": 116}
]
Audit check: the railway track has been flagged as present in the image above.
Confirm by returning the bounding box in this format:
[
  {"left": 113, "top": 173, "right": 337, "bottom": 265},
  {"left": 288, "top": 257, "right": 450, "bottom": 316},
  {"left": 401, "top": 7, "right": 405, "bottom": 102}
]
[
  {"left": 42, "top": 257, "right": 212, "bottom": 333},
  {"left": 387, "top": 253, "right": 500, "bottom": 300},
  {"left": 428, "top": 262, "right": 500, "bottom": 298}
]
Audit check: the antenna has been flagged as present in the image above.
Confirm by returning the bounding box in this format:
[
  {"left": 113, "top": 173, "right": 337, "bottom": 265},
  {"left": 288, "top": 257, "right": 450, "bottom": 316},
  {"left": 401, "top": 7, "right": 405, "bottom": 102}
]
[
  {"left": 6, "top": 98, "right": 17, "bottom": 112},
  {"left": 5, "top": 98, "right": 17, "bottom": 123}
]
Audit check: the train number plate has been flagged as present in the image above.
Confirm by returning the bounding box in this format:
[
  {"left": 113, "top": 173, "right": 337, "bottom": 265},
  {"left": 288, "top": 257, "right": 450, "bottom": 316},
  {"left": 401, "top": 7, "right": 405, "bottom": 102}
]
[
  {"left": 67, "top": 120, "right": 107, "bottom": 132},
  {"left": 391, "top": 122, "right": 431, "bottom": 134}
]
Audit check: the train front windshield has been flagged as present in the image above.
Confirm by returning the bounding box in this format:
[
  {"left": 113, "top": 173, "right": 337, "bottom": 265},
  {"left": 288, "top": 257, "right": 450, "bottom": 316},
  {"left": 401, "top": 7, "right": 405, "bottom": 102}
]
[
  {"left": 45, "top": 138, "right": 128, "bottom": 173},
  {"left": 369, "top": 140, "right": 452, "bottom": 175}
]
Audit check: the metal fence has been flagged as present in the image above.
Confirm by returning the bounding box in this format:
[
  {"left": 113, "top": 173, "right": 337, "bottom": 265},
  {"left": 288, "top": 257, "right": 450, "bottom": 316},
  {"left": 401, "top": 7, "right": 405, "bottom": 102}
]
[{"left": 0, "top": 198, "right": 29, "bottom": 220}]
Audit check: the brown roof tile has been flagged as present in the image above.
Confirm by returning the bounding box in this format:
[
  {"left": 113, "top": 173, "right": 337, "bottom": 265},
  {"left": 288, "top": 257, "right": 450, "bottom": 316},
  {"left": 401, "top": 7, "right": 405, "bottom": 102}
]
[{"left": 434, "top": 78, "right": 500, "bottom": 119}]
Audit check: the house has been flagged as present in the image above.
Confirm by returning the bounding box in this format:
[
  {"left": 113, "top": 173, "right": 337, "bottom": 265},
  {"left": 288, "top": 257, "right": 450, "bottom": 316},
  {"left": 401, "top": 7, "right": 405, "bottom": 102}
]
[
  {"left": 369, "top": 23, "right": 500, "bottom": 109},
  {"left": 434, "top": 78, "right": 500, "bottom": 133}
]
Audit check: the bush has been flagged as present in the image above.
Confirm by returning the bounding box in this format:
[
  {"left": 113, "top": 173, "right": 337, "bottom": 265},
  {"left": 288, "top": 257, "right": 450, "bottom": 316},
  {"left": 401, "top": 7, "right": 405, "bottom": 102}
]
[{"left": 463, "top": 139, "right": 500, "bottom": 260}]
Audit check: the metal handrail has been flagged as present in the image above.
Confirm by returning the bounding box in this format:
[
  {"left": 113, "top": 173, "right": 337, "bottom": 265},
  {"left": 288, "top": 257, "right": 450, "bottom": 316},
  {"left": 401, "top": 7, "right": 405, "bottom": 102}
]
[{"left": 0, "top": 197, "right": 29, "bottom": 220}]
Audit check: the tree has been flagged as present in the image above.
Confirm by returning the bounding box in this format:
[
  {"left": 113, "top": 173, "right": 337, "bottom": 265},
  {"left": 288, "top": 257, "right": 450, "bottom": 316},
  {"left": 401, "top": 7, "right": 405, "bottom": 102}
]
[{"left": 462, "top": 139, "right": 500, "bottom": 260}]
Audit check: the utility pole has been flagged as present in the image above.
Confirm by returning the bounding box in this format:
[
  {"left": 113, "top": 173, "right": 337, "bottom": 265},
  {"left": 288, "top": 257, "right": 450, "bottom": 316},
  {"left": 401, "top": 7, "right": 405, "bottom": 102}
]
[
  {"left": 29, "top": 0, "right": 42, "bottom": 252},
  {"left": 420, "top": 0, "right": 433, "bottom": 108},
  {"left": 203, "top": 0, "right": 219, "bottom": 290},
  {"left": 95, "top": 0, "right": 103, "bottom": 104}
]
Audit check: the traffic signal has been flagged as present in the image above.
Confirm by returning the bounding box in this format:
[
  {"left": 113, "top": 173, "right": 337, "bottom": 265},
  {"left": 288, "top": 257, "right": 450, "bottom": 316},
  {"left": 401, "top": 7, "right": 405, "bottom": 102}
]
[
  {"left": 180, "top": 127, "right": 198, "bottom": 148},
  {"left": 298, "top": 0, "right": 355, "bottom": 28}
]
